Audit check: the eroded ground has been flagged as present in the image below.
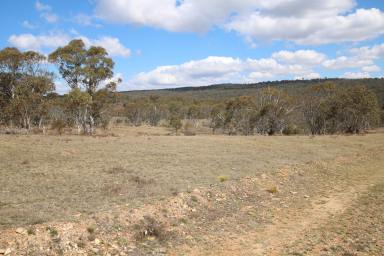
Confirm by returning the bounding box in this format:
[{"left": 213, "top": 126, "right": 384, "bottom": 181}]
[{"left": 0, "top": 130, "right": 383, "bottom": 255}]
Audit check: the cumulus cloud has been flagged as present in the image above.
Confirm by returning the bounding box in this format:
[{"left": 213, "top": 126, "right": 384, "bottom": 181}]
[
  {"left": 8, "top": 33, "right": 131, "bottom": 57},
  {"left": 8, "top": 33, "right": 71, "bottom": 51},
  {"left": 129, "top": 55, "right": 321, "bottom": 90},
  {"left": 322, "top": 43, "right": 384, "bottom": 72},
  {"left": 323, "top": 56, "right": 373, "bottom": 70},
  {"left": 342, "top": 72, "right": 371, "bottom": 79},
  {"left": 272, "top": 50, "right": 326, "bottom": 66},
  {"left": 362, "top": 65, "right": 381, "bottom": 73},
  {"left": 95, "top": 0, "right": 384, "bottom": 45},
  {"left": 227, "top": 8, "right": 384, "bottom": 45},
  {"left": 349, "top": 44, "right": 384, "bottom": 60},
  {"left": 128, "top": 43, "right": 384, "bottom": 90}
]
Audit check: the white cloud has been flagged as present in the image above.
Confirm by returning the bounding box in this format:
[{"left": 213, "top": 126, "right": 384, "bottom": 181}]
[
  {"left": 323, "top": 56, "right": 373, "bottom": 70},
  {"left": 128, "top": 41, "right": 384, "bottom": 89},
  {"left": 322, "top": 43, "right": 384, "bottom": 71},
  {"left": 362, "top": 65, "right": 381, "bottom": 73},
  {"left": 129, "top": 55, "right": 321, "bottom": 90},
  {"left": 294, "top": 73, "right": 321, "bottom": 80},
  {"left": 226, "top": 8, "right": 384, "bottom": 45},
  {"left": 8, "top": 33, "right": 71, "bottom": 51},
  {"left": 349, "top": 44, "right": 384, "bottom": 60},
  {"left": 82, "top": 36, "right": 131, "bottom": 57},
  {"left": 342, "top": 72, "right": 371, "bottom": 79},
  {"left": 272, "top": 50, "right": 326, "bottom": 66},
  {"left": 95, "top": 0, "right": 384, "bottom": 45},
  {"left": 35, "top": 0, "right": 51, "bottom": 12},
  {"left": 8, "top": 33, "right": 131, "bottom": 58}
]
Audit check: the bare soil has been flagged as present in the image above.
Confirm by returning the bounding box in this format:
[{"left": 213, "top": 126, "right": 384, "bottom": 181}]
[{"left": 0, "top": 128, "right": 383, "bottom": 255}]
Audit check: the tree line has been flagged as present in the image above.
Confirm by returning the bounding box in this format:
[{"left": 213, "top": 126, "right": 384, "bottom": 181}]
[
  {"left": 117, "top": 83, "right": 382, "bottom": 135},
  {"left": 0, "top": 40, "right": 382, "bottom": 135}
]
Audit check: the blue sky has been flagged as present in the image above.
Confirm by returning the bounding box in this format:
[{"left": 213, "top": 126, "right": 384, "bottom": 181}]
[{"left": 0, "top": 0, "right": 383, "bottom": 92}]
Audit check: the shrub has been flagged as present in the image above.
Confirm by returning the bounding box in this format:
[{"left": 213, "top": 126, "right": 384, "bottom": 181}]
[
  {"left": 133, "top": 216, "right": 167, "bottom": 241},
  {"left": 183, "top": 120, "right": 196, "bottom": 136},
  {"left": 51, "top": 119, "right": 66, "bottom": 135},
  {"left": 266, "top": 186, "right": 278, "bottom": 194},
  {"left": 282, "top": 124, "right": 300, "bottom": 135},
  {"left": 169, "top": 115, "right": 182, "bottom": 133},
  {"left": 218, "top": 175, "right": 228, "bottom": 182}
]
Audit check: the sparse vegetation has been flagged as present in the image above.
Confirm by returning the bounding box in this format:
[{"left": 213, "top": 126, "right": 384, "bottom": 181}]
[{"left": 133, "top": 216, "right": 167, "bottom": 241}]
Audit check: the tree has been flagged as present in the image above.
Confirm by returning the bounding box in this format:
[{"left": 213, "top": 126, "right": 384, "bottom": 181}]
[
  {"left": 224, "top": 96, "right": 256, "bottom": 135},
  {"left": 255, "top": 87, "right": 295, "bottom": 135},
  {"left": 334, "top": 86, "right": 380, "bottom": 133},
  {"left": 209, "top": 104, "right": 225, "bottom": 134},
  {"left": 169, "top": 114, "right": 182, "bottom": 133},
  {"left": 303, "top": 83, "right": 380, "bottom": 134},
  {"left": 302, "top": 82, "right": 338, "bottom": 135},
  {"left": 49, "top": 39, "right": 120, "bottom": 134},
  {"left": 0, "top": 48, "right": 54, "bottom": 130},
  {"left": 64, "top": 88, "right": 92, "bottom": 134},
  {"left": 0, "top": 47, "right": 24, "bottom": 101}
]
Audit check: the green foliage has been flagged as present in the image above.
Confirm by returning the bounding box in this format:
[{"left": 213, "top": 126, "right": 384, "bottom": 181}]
[
  {"left": 0, "top": 47, "right": 54, "bottom": 129},
  {"left": 169, "top": 114, "right": 182, "bottom": 133},
  {"left": 49, "top": 39, "right": 120, "bottom": 134},
  {"left": 303, "top": 84, "right": 380, "bottom": 134}
]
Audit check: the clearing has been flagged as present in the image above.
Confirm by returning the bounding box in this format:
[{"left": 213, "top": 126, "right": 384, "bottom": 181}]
[{"left": 0, "top": 128, "right": 383, "bottom": 255}]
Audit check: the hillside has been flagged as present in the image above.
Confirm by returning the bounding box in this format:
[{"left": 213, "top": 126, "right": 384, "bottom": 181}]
[{"left": 121, "top": 78, "right": 384, "bottom": 104}]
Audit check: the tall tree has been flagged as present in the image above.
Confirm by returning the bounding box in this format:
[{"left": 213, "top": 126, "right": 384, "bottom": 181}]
[
  {"left": 49, "top": 39, "right": 120, "bottom": 134},
  {"left": 0, "top": 48, "right": 54, "bottom": 129}
]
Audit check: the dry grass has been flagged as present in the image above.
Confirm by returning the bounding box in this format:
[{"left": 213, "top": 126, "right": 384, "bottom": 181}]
[{"left": 0, "top": 127, "right": 383, "bottom": 229}]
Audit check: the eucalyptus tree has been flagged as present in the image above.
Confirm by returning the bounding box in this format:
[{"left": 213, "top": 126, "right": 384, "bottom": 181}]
[
  {"left": 0, "top": 48, "right": 54, "bottom": 129},
  {"left": 49, "top": 39, "right": 120, "bottom": 134}
]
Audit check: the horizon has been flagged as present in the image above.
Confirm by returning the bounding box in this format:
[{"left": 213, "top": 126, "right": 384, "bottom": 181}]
[{"left": 0, "top": 0, "right": 384, "bottom": 93}]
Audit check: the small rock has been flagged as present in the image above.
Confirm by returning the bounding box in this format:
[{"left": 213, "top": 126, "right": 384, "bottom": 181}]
[
  {"left": 16, "top": 227, "right": 27, "bottom": 235},
  {"left": 3, "top": 248, "right": 11, "bottom": 255},
  {"left": 0, "top": 249, "right": 5, "bottom": 254},
  {"left": 304, "top": 195, "right": 310, "bottom": 198},
  {"left": 94, "top": 238, "right": 101, "bottom": 245},
  {"left": 290, "top": 191, "right": 298, "bottom": 195},
  {"left": 91, "top": 248, "right": 99, "bottom": 253}
]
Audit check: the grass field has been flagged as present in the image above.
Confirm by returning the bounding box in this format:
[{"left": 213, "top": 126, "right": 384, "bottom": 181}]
[{"left": 0, "top": 127, "right": 383, "bottom": 255}]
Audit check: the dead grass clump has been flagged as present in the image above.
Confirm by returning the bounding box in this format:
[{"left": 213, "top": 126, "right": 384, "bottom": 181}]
[
  {"left": 103, "top": 184, "right": 124, "bottom": 196},
  {"left": 218, "top": 175, "right": 229, "bottom": 182},
  {"left": 266, "top": 186, "right": 279, "bottom": 194},
  {"left": 133, "top": 215, "right": 168, "bottom": 241},
  {"left": 21, "top": 159, "right": 30, "bottom": 165},
  {"left": 130, "top": 175, "right": 155, "bottom": 186},
  {"left": 27, "top": 226, "right": 36, "bottom": 235},
  {"left": 46, "top": 226, "right": 59, "bottom": 238},
  {"left": 106, "top": 166, "right": 131, "bottom": 175}
]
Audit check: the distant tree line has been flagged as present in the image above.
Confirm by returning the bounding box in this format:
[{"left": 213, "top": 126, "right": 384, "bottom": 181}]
[
  {"left": 117, "top": 83, "right": 382, "bottom": 135},
  {"left": 0, "top": 41, "right": 382, "bottom": 135}
]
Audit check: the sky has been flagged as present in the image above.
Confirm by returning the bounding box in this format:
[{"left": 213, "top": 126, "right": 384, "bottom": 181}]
[{"left": 0, "top": 0, "right": 383, "bottom": 93}]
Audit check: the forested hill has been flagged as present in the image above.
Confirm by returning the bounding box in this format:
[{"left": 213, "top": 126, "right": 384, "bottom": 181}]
[{"left": 121, "top": 78, "right": 384, "bottom": 104}]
